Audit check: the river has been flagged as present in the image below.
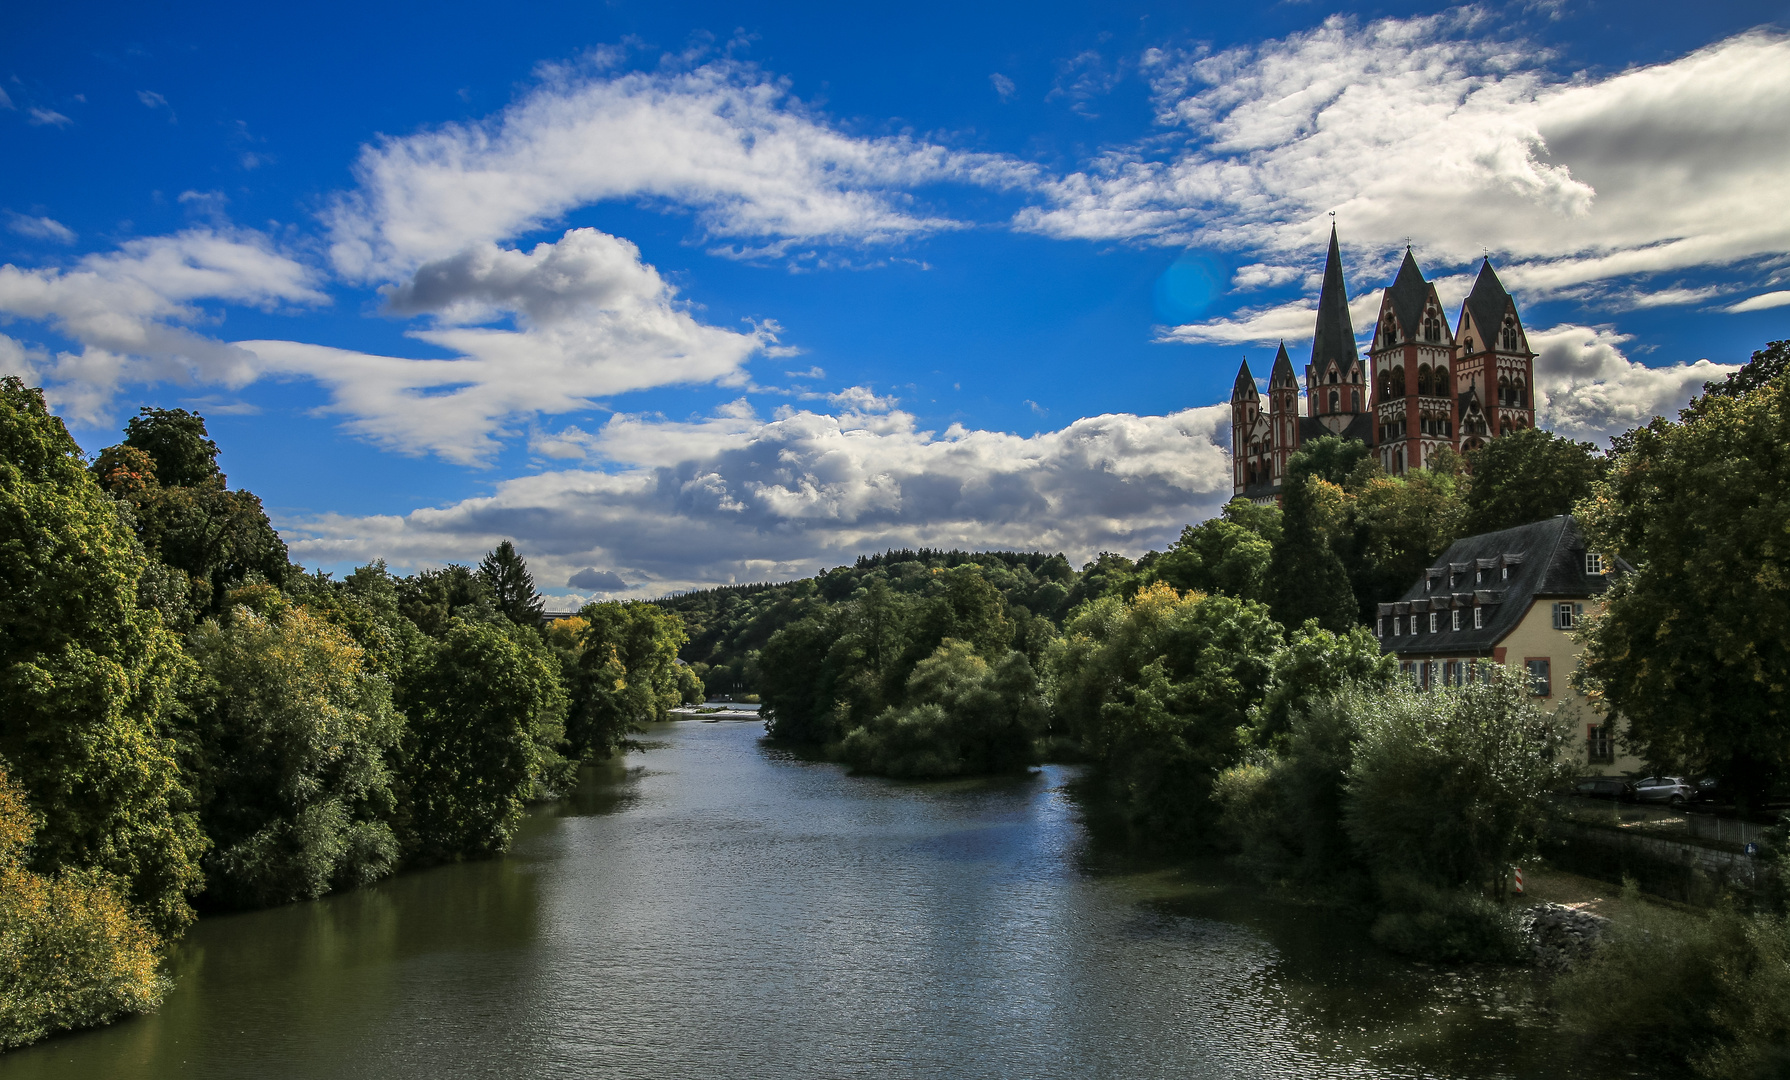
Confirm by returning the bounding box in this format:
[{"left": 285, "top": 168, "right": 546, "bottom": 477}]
[{"left": 6, "top": 719, "right": 1645, "bottom": 1079}]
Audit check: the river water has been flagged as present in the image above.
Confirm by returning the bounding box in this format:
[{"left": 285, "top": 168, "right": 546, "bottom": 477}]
[{"left": 7, "top": 720, "right": 1644, "bottom": 1079}]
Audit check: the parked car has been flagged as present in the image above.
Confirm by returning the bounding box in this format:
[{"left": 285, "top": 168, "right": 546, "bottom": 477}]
[
  {"left": 1633, "top": 776, "right": 1696, "bottom": 806},
  {"left": 1569, "top": 777, "right": 1634, "bottom": 801},
  {"left": 1693, "top": 776, "right": 1735, "bottom": 806}
]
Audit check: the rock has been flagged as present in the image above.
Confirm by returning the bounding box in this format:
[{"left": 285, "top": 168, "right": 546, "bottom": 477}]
[{"left": 1519, "top": 902, "right": 1609, "bottom": 971}]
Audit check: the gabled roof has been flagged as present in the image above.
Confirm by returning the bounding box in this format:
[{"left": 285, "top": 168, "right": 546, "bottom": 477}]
[
  {"left": 1464, "top": 259, "right": 1514, "bottom": 347},
  {"left": 1269, "top": 341, "right": 1298, "bottom": 388},
  {"left": 1311, "top": 226, "right": 1359, "bottom": 373},
  {"left": 1378, "top": 515, "right": 1628, "bottom": 657},
  {"left": 1232, "top": 358, "right": 1258, "bottom": 399},
  {"left": 1384, "top": 248, "right": 1431, "bottom": 341}
]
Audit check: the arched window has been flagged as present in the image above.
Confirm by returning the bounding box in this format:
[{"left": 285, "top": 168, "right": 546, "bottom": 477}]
[
  {"left": 1418, "top": 365, "right": 1433, "bottom": 396},
  {"left": 1464, "top": 337, "right": 1474, "bottom": 353},
  {"left": 1328, "top": 367, "right": 1339, "bottom": 384},
  {"left": 1391, "top": 366, "right": 1405, "bottom": 395},
  {"left": 1423, "top": 312, "right": 1441, "bottom": 341},
  {"left": 1382, "top": 317, "right": 1398, "bottom": 348},
  {"left": 1501, "top": 318, "right": 1519, "bottom": 351},
  {"left": 1351, "top": 390, "right": 1361, "bottom": 412},
  {"left": 1329, "top": 390, "right": 1340, "bottom": 413},
  {"left": 1497, "top": 375, "right": 1511, "bottom": 407},
  {"left": 1514, "top": 379, "right": 1527, "bottom": 408},
  {"left": 1351, "top": 368, "right": 1360, "bottom": 383},
  {"left": 1435, "top": 366, "right": 1449, "bottom": 391}
]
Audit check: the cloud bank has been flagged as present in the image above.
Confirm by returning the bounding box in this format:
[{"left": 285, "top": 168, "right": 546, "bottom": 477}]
[{"left": 283, "top": 402, "right": 1235, "bottom": 593}]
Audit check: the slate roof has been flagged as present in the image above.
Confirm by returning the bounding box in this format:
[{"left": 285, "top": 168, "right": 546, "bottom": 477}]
[
  {"left": 1297, "top": 411, "right": 1374, "bottom": 446},
  {"left": 1233, "top": 358, "right": 1257, "bottom": 396},
  {"left": 1464, "top": 259, "right": 1513, "bottom": 346},
  {"left": 1377, "top": 515, "right": 1628, "bottom": 658},
  {"left": 1269, "top": 341, "right": 1298, "bottom": 388},
  {"left": 1385, "top": 248, "right": 1430, "bottom": 341},
  {"left": 1311, "top": 226, "right": 1359, "bottom": 373}
]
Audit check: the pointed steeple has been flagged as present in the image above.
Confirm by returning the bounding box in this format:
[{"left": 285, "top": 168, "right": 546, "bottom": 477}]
[
  {"left": 1465, "top": 257, "right": 1513, "bottom": 347},
  {"left": 1311, "top": 225, "right": 1359, "bottom": 372},
  {"left": 1385, "top": 247, "right": 1430, "bottom": 340},
  {"left": 1269, "top": 340, "right": 1298, "bottom": 387},
  {"left": 1232, "top": 358, "right": 1256, "bottom": 396}
]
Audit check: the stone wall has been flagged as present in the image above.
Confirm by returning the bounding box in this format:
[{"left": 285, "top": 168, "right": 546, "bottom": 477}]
[{"left": 1540, "top": 820, "right": 1776, "bottom": 906}]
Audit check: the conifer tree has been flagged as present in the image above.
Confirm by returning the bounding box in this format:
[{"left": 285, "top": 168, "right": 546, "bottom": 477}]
[{"left": 478, "top": 540, "right": 544, "bottom": 625}]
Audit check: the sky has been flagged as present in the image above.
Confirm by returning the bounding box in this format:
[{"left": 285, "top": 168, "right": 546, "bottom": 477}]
[{"left": 3, "top": 0, "right": 1788, "bottom": 603}]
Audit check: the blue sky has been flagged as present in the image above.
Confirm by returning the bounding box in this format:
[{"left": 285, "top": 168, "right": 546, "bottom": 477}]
[{"left": 3, "top": 0, "right": 1788, "bottom": 599}]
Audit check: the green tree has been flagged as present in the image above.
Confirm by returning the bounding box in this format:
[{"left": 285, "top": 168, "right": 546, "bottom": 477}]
[
  {"left": 478, "top": 540, "right": 544, "bottom": 625},
  {"left": 839, "top": 640, "right": 1047, "bottom": 778},
  {"left": 186, "top": 606, "right": 402, "bottom": 908},
  {"left": 122, "top": 407, "right": 220, "bottom": 488},
  {"left": 1268, "top": 472, "right": 1358, "bottom": 633},
  {"left": 1153, "top": 506, "right": 1277, "bottom": 603},
  {"left": 397, "top": 619, "right": 569, "bottom": 863},
  {"left": 566, "top": 601, "right": 689, "bottom": 759},
  {"left": 1347, "top": 465, "right": 1467, "bottom": 618},
  {"left": 1247, "top": 621, "right": 1398, "bottom": 750},
  {"left": 759, "top": 613, "right": 841, "bottom": 744},
  {"left": 1461, "top": 427, "right": 1604, "bottom": 536},
  {"left": 1578, "top": 365, "right": 1790, "bottom": 808},
  {"left": 396, "top": 564, "right": 493, "bottom": 638},
  {"left": 0, "top": 377, "right": 205, "bottom": 933},
  {"left": 1702, "top": 338, "right": 1788, "bottom": 401},
  {"left": 0, "top": 766, "right": 168, "bottom": 1049},
  {"left": 1052, "top": 583, "right": 1282, "bottom": 842}
]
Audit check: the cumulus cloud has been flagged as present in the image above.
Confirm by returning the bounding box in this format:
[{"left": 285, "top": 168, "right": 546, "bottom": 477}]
[
  {"left": 239, "top": 227, "right": 771, "bottom": 463},
  {"left": 281, "top": 403, "right": 1235, "bottom": 593},
  {"left": 0, "top": 229, "right": 324, "bottom": 422},
  {"left": 326, "top": 58, "right": 1037, "bottom": 280},
  {"left": 1018, "top": 15, "right": 1790, "bottom": 299},
  {"left": 4, "top": 212, "right": 76, "bottom": 244},
  {"left": 567, "top": 568, "right": 628, "bottom": 591},
  {"left": 1528, "top": 323, "right": 1735, "bottom": 442}
]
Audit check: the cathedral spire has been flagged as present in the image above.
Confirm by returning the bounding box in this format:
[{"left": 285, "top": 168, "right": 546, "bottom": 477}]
[
  {"left": 1269, "top": 340, "right": 1297, "bottom": 387},
  {"left": 1385, "top": 246, "right": 1430, "bottom": 340},
  {"left": 1464, "top": 257, "right": 1513, "bottom": 348},
  {"left": 1233, "top": 357, "right": 1256, "bottom": 395},
  {"left": 1311, "top": 225, "right": 1358, "bottom": 373}
]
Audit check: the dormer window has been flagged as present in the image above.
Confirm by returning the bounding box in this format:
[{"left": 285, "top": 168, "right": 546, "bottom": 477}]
[
  {"left": 1585, "top": 552, "right": 1605, "bottom": 575},
  {"left": 1377, "top": 617, "right": 1385, "bottom": 638},
  {"left": 1501, "top": 565, "right": 1511, "bottom": 580},
  {"left": 1451, "top": 610, "right": 1461, "bottom": 631},
  {"left": 1429, "top": 612, "right": 1439, "bottom": 633},
  {"left": 1474, "top": 607, "right": 1484, "bottom": 629}
]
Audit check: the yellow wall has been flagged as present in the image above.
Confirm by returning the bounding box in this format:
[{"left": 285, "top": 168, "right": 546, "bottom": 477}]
[{"left": 1496, "top": 598, "right": 1642, "bottom": 776}]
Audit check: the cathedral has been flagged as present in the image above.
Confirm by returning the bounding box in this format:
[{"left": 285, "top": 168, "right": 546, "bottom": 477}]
[{"left": 1230, "top": 228, "right": 1536, "bottom": 501}]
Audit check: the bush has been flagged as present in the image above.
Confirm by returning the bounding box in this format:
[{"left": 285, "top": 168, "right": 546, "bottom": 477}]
[
  {"left": 0, "top": 767, "right": 166, "bottom": 1048},
  {"left": 1367, "top": 874, "right": 1525, "bottom": 963},
  {"left": 1557, "top": 888, "right": 1790, "bottom": 1079},
  {"left": 1344, "top": 669, "right": 1570, "bottom": 898},
  {"left": 839, "top": 641, "right": 1046, "bottom": 778}
]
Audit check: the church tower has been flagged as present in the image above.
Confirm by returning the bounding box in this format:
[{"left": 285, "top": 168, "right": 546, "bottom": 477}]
[
  {"left": 1368, "top": 249, "right": 1457, "bottom": 474},
  {"left": 1267, "top": 342, "right": 1300, "bottom": 486},
  {"left": 1307, "top": 226, "right": 1369, "bottom": 434},
  {"left": 1453, "top": 258, "right": 1535, "bottom": 444},
  {"left": 1229, "top": 358, "right": 1272, "bottom": 498}
]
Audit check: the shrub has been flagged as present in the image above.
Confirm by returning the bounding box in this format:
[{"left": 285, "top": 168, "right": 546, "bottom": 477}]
[
  {"left": 1557, "top": 888, "right": 1790, "bottom": 1079},
  {"left": 0, "top": 767, "right": 166, "bottom": 1048},
  {"left": 1367, "top": 874, "right": 1525, "bottom": 963}
]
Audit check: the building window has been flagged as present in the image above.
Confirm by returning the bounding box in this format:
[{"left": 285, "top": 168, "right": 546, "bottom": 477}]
[
  {"left": 1451, "top": 609, "right": 1461, "bottom": 631},
  {"left": 1552, "top": 602, "right": 1585, "bottom": 630},
  {"left": 1587, "top": 724, "right": 1614, "bottom": 764},
  {"left": 1501, "top": 565, "right": 1511, "bottom": 580},
  {"left": 1526, "top": 658, "right": 1552, "bottom": 697},
  {"left": 1428, "top": 612, "right": 1438, "bottom": 633},
  {"left": 1585, "top": 552, "right": 1605, "bottom": 575},
  {"left": 1473, "top": 607, "right": 1484, "bottom": 630},
  {"left": 1393, "top": 616, "right": 1402, "bottom": 636}
]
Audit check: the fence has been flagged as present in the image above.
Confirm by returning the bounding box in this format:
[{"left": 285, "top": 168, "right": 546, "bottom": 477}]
[{"left": 1540, "top": 819, "right": 1776, "bottom": 906}]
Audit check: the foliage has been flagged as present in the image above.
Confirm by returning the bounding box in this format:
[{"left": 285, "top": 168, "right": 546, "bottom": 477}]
[
  {"left": 1268, "top": 473, "right": 1359, "bottom": 633},
  {"left": 0, "top": 377, "right": 205, "bottom": 934},
  {"left": 186, "top": 607, "right": 402, "bottom": 908},
  {"left": 397, "top": 619, "right": 571, "bottom": 864},
  {"left": 565, "top": 601, "right": 690, "bottom": 759},
  {"left": 1052, "top": 583, "right": 1282, "bottom": 842},
  {"left": 0, "top": 766, "right": 167, "bottom": 1049},
  {"left": 1557, "top": 889, "right": 1790, "bottom": 1080},
  {"left": 1152, "top": 499, "right": 1279, "bottom": 603},
  {"left": 1702, "top": 338, "right": 1789, "bottom": 401},
  {"left": 1247, "top": 621, "right": 1399, "bottom": 750},
  {"left": 1577, "top": 363, "right": 1789, "bottom": 808},
  {"left": 839, "top": 640, "right": 1047, "bottom": 778},
  {"left": 1343, "top": 670, "right": 1570, "bottom": 898},
  {"left": 1345, "top": 463, "right": 1467, "bottom": 620},
  {"left": 478, "top": 540, "right": 545, "bottom": 625},
  {"left": 1366, "top": 874, "right": 1525, "bottom": 963},
  {"left": 122, "top": 406, "right": 221, "bottom": 488},
  {"left": 396, "top": 564, "right": 493, "bottom": 638},
  {"left": 1460, "top": 427, "right": 1605, "bottom": 536}
]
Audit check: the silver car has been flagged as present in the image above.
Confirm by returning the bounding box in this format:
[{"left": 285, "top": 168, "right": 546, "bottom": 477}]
[{"left": 1633, "top": 775, "right": 1696, "bottom": 806}]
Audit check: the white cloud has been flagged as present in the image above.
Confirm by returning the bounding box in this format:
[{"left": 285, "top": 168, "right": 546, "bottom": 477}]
[
  {"left": 1529, "top": 323, "right": 1735, "bottom": 442},
  {"left": 990, "top": 73, "right": 1018, "bottom": 102},
  {"left": 1018, "top": 16, "right": 1790, "bottom": 299},
  {"left": 282, "top": 403, "right": 1236, "bottom": 592},
  {"left": 1158, "top": 291, "right": 1380, "bottom": 347},
  {"left": 239, "top": 227, "right": 769, "bottom": 463},
  {"left": 26, "top": 108, "right": 71, "bottom": 128},
  {"left": 0, "top": 229, "right": 325, "bottom": 422},
  {"left": 1726, "top": 290, "right": 1790, "bottom": 313},
  {"left": 4, "top": 212, "right": 76, "bottom": 244},
  {"left": 326, "top": 58, "right": 1036, "bottom": 281}
]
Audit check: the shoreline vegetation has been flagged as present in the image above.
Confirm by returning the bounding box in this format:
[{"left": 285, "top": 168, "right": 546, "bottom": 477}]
[{"left": 1, "top": 338, "right": 1785, "bottom": 1072}]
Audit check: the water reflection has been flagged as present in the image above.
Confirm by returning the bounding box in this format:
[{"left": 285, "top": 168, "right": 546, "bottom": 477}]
[{"left": 5, "top": 721, "right": 1645, "bottom": 1079}]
